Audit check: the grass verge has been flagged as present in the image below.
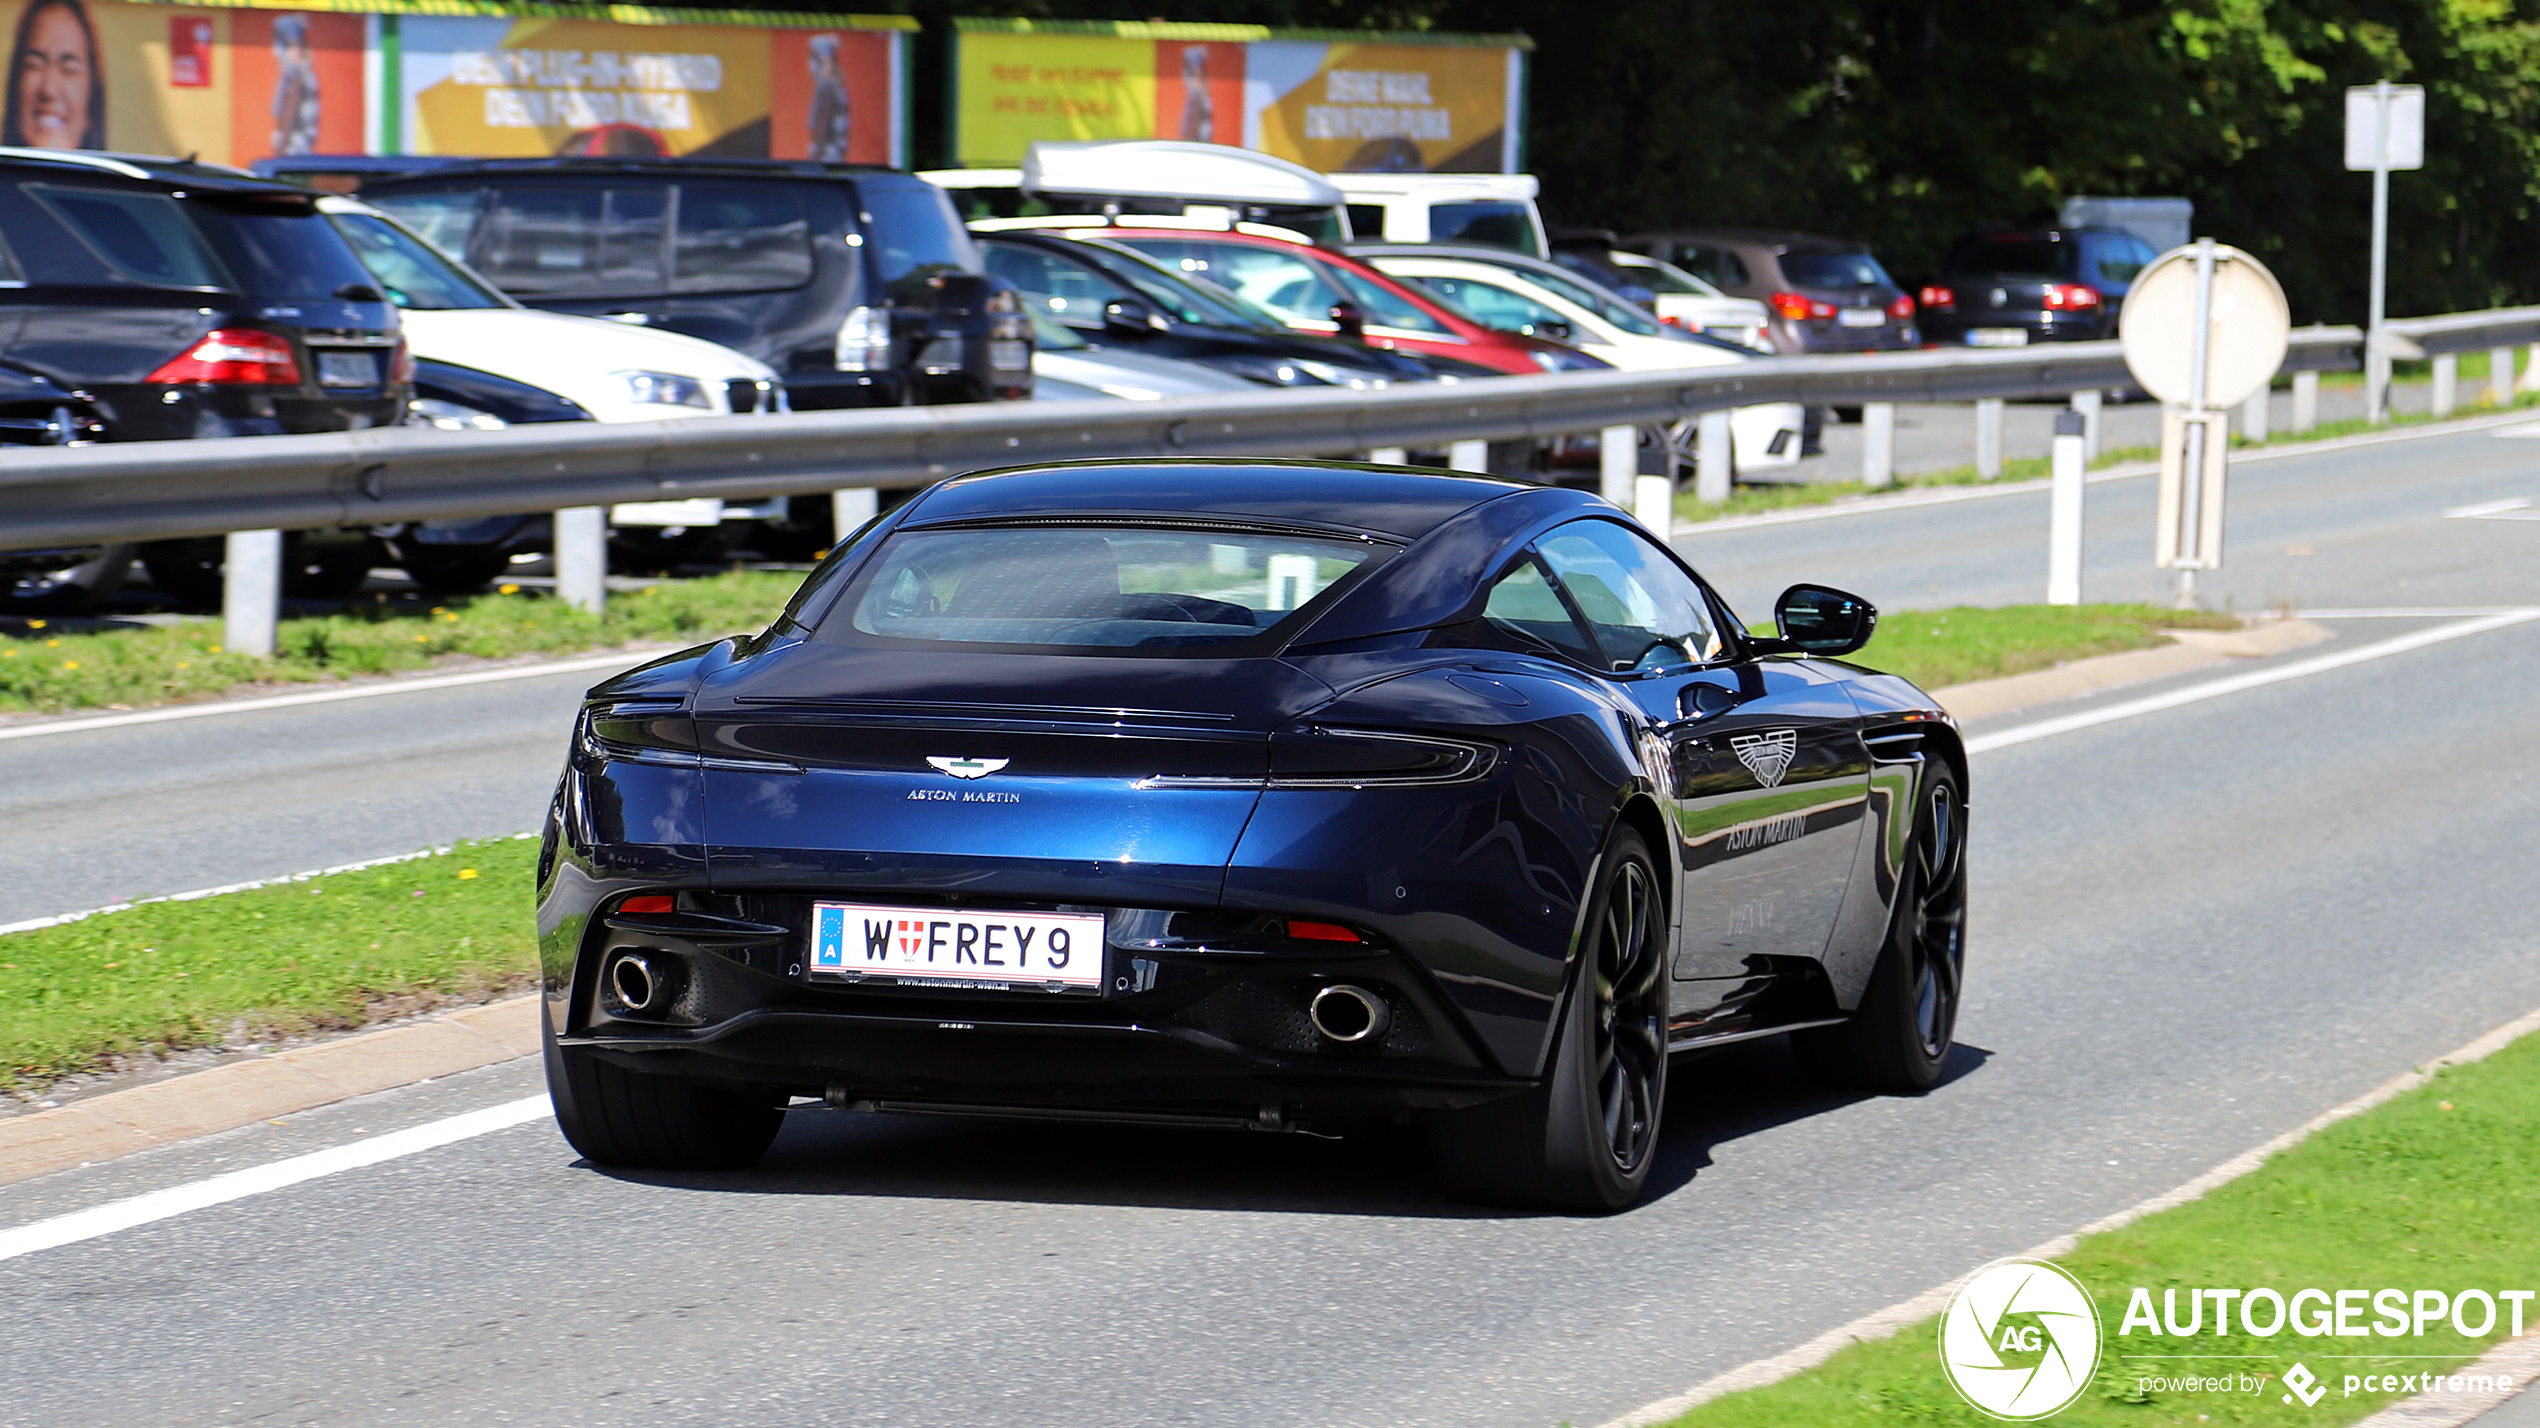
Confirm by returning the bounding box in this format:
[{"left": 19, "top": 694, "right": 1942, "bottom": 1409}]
[
  {"left": 0, "top": 568, "right": 804, "bottom": 716},
  {"left": 1654, "top": 1025, "right": 2540, "bottom": 1427},
  {"left": 1846, "top": 604, "right": 2237, "bottom": 690},
  {"left": 0, "top": 836, "right": 539, "bottom": 1093}
]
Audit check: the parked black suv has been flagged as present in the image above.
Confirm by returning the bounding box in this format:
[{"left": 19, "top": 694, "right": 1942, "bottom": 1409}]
[
  {"left": 1918, "top": 226, "right": 2159, "bottom": 347},
  {"left": 0, "top": 151, "right": 410, "bottom": 608},
  {"left": 356, "top": 158, "right": 1030, "bottom": 409}
]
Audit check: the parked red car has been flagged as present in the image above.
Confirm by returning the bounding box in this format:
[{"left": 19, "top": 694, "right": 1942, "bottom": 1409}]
[{"left": 1019, "top": 223, "right": 1608, "bottom": 377}]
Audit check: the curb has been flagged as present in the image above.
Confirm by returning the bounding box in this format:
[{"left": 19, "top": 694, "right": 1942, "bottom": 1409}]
[
  {"left": 0, "top": 995, "right": 541, "bottom": 1187},
  {"left": 1934, "top": 618, "right": 2335, "bottom": 721},
  {"left": 1590, "top": 1001, "right": 2540, "bottom": 1428}
]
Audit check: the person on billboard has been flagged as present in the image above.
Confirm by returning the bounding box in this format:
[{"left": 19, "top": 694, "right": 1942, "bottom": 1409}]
[
  {"left": 1176, "top": 45, "right": 1212, "bottom": 143},
  {"left": 269, "top": 14, "right": 321, "bottom": 157},
  {"left": 807, "top": 33, "right": 850, "bottom": 162},
  {"left": 4, "top": 0, "right": 106, "bottom": 150}
]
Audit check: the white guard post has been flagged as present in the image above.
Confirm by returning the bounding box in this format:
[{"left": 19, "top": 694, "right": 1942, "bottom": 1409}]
[
  {"left": 2291, "top": 370, "right": 2320, "bottom": 432},
  {"left": 222, "top": 529, "right": 282, "bottom": 658},
  {"left": 831, "top": 487, "right": 879, "bottom": 553},
  {"left": 1861, "top": 403, "right": 1896, "bottom": 488},
  {"left": 1364, "top": 447, "right": 1407, "bottom": 465},
  {"left": 1599, "top": 424, "right": 1636, "bottom": 506},
  {"left": 555, "top": 507, "right": 608, "bottom": 614},
  {"left": 1695, "top": 410, "right": 1733, "bottom": 504},
  {"left": 2489, "top": 347, "right": 2514, "bottom": 407},
  {"left": 1448, "top": 439, "right": 1488, "bottom": 473},
  {"left": 2070, "top": 388, "right": 2103, "bottom": 462},
  {"left": 1973, "top": 398, "right": 2004, "bottom": 479},
  {"left": 2046, "top": 411, "right": 2086, "bottom": 606}
]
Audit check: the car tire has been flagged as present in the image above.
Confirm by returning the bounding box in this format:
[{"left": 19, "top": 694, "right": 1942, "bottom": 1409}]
[
  {"left": 608, "top": 524, "right": 731, "bottom": 576},
  {"left": 1796, "top": 762, "right": 1966, "bottom": 1093},
  {"left": 140, "top": 532, "right": 381, "bottom": 610},
  {"left": 394, "top": 543, "right": 513, "bottom": 597},
  {"left": 546, "top": 1032, "right": 785, "bottom": 1171},
  {"left": 1429, "top": 826, "right": 1668, "bottom": 1214}
]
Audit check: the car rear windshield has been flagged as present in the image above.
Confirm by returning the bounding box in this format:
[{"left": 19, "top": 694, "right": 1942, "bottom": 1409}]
[
  {"left": 1944, "top": 237, "right": 2080, "bottom": 279},
  {"left": 329, "top": 211, "right": 505, "bottom": 309},
  {"left": 1778, "top": 250, "right": 1894, "bottom": 288},
  {"left": 190, "top": 199, "right": 383, "bottom": 302},
  {"left": 28, "top": 185, "right": 226, "bottom": 288},
  {"left": 824, "top": 524, "right": 1382, "bottom": 655},
  {"left": 1427, "top": 201, "right": 1540, "bottom": 256},
  {"left": 858, "top": 177, "right": 980, "bottom": 301}
]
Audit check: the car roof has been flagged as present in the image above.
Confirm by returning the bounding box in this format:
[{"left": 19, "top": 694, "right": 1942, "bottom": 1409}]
[
  {"left": 354, "top": 157, "right": 902, "bottom": 186},
  {"left": 1625, "top": 228, "right": 1870, "bottom": 254},
  {"left": 899, "top": 460, "right": 1533, "bottom": 543},
  {"left": 0, "top": 147, "right": 310, "bottom": 197}
]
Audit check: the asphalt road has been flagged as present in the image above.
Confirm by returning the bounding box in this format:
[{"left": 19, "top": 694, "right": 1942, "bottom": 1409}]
[{"left": 1, "top": 418, "right": 2536, "bottom": 1426}]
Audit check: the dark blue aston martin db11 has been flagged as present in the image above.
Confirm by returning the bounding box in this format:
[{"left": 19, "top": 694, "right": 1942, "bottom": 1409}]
[{"left": 537, "top": 461, "right": 1966, "bottom": 1212}]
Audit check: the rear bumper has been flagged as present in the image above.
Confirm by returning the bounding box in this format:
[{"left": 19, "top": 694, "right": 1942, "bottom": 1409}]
[{"left": 1921, "top": 313, "right": 2111, "bottom": 344}]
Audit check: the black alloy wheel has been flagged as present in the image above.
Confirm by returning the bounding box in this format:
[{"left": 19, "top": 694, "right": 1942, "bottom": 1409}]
[
  {"left": 1430, "top": 826, "right": 1669, "bottom": 1213},
  {"left": 1798, "top": 762, "right": 1967, "bottom": 1092}
]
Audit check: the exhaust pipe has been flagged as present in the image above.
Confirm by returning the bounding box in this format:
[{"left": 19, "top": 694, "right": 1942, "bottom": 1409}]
[
  {"left": 1308, "top": 984, "right": 1390, "bottom": 1044},
  {"left": 609, "top": 952, "right": 662, "bottom": 1014}
]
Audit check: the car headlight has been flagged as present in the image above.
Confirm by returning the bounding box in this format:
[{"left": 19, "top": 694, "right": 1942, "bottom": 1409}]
[
  {"left": 616, "top": 371, "right": 713, "bottom": 409},
  {"left": 409, "top": 397, "right": 506, "bottom": 430}
]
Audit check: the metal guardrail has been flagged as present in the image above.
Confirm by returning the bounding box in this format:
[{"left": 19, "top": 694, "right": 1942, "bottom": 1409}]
[
  {"left": 0, "top": 326, "right": 2366, "bottom": 552},
  {"left": 2386, "top": 303, "right": 2540, "bottom": 355}
]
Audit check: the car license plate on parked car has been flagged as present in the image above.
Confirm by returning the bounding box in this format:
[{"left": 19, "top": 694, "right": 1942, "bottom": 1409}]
[
  {"left": 316, "top": 351, "right": 378, "bottom": 388},
  {"left": 1837, "top": 307, "right": 1884, "bottom": 328},
  {"left": 808, "top": 901, "right": 1107, "bottom": 992},
  {"left": 1967, "top": 328, "right": 2030, "bottom": 347}
]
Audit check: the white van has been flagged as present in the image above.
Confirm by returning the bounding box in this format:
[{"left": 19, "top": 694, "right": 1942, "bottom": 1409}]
[{"left": 1329, "top": 173, "right": 1548, "bottom": 256}]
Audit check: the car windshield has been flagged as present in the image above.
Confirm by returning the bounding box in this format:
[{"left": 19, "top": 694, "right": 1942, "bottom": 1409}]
[
  {"left": 1779, "top": 250, "right": 1894, "bottom": 288},
  {"left": 1076, "top": 241, "right": 1292, "bottom": 329},
  {"left": 1946, "top": 237, "right": 2080, "bottom": 279},
  {"left": 188, "top": 199, "right": 384, "bottom": 302},
  {"left": 1028, "top": 308, "right": 1088, "bottom": 349},
  {"left": 328, "top": 211, "right": 506, "bottom": 309},
  {"left": 1517, "top": 263, "right": 1663, "bottom": 336},
  {"left": 1613, "top": 254, "right": 1721, "bottom": 297},
  {"left": 829, "top": 524, "right": 1381, "bottom": 654}
]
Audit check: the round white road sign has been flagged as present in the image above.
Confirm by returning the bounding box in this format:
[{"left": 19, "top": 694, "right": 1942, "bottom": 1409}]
[{"left": 2119, "top": 244, "right": 2292, "bottom": 410}]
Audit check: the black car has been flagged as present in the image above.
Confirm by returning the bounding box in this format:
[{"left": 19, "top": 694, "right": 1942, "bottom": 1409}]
[
  {"left": 356, "top": 158, "right": 1031, "bottom": 411},
  {"left": 538, "top": 461, "right": 1968, "bottom": 1213},
  {"left": 1918, "top": 226, "right": 2159, "bottom": 347},
  {"left": 0, "top": 151, "right": 410, "bottom": 605},
  {"left": 1618, "top": 229, "right": 1917, "bottom": 355},
  {"left": 979, "top": 231, "right": 1444, "bottom": 387}
]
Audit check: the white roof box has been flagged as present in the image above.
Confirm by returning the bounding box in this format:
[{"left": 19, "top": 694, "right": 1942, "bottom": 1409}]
[
  {"left": 1021, "top": 140, "right": 1343, "bottom": 208},
  {"left": 1328, "top": 172, "right": 1539, "bottom": 201}
]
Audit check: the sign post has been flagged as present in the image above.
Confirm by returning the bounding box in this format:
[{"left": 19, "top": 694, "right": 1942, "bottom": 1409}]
[
  {"left": 2120, "top": 243, "right": 2292, "bottom": 606},
  {"left": 2346, "top": 82, "right": 2426, "bottom": 423}
]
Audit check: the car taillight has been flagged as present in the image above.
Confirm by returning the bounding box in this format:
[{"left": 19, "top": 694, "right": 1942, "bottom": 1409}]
[
  {"left": 1919, "top": 285, "right": 1955, "bottom": 312},
  {"left": 1286, "top": 920, "right": 1362, "bottom": 943},
  {"left": 1887, "top": 294, "right": 1917, "bottom": 320},
  {"left": 388, "top": 339, "right": 414, "bottom": 385},
  {"left": 620, "top": 895, "right": 675, "bottom": 914},
  {"left": 834, "top": 305, "right": 892, "bottom": 372},
  {"left": 2042, "top": 284, "right": 2102, "bottom": 311},
  {"left": 145, "top": 328, "right": 300, "bottom": 385},
  {"left": 1767, "top": 291, "right": 1823, "bottom": 321}
]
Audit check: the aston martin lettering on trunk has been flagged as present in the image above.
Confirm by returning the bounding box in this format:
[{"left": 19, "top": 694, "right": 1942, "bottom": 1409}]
[{"left": 809, "top": 901, "right": 1106, "bottom": 990}]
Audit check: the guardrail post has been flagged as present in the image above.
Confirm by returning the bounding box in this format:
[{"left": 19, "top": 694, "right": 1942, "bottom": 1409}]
[
  {"left": 2241, "top": 385, "right": 2270, "bottom": 444},
  {"left": 1448, "top": 439, "right": 1488, "bottom": 473},
  {"left": 1634, "top": 474, "right": 1672, "bottom": 534},
  {"left": 2047, "top": 412, "right": 2085, "bottom": 606},
  {"left": 1599, "top": 424, "right": 1636, "bottom": 507},
  {"left": 2525, "top": 343, "right": 2540, "bottom": 394},
  {"left": 2431, "top": 353, "right": 2458, "bottom": 418},
  {"left": 2366, "top": 334, "right": 2392, "bottom": 425},
  {"left": 2291, "top": 371, "right": 2320, "bottom": 433},
  {"left": 222, "top": 530, "right": 281, "bottom": 659},
  {"left": 1696, "top": 410, "right": 1733, "bottom": 504},
  {"left": 831, "top": 488, "right": 879, "bottom": 551},
  {"left": 2070, "top": 389, "right": 2102, "bottom": 462},
  {"left": 1861, "top": 403, "right": 1895, "bottom": 488},
  {"left": 1364, "top": 447, "right": 1407, "bottom": 465},
  {"left": 1973, "top": 398, "right": 2004, "bottom": 479},
  {"left": 2490, "top": 347, "right": 2515, "bottom": 407},
  {"left": 555, "top": 507, "right": 607, "bottom": 614}
]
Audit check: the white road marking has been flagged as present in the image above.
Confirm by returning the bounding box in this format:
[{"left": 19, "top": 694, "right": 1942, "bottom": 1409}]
[
  {"left": 0, "top": 647, "right": 670, "bottom": 744},
  {"left": 2444, "top": 496, "right": 2540, "bottom": 519},
  {"left": 2297, "top": 606, "right": 2539, "bottom": 618},
  {"left": 1964, "top": 609, "right": 2540, "bottom": 755},
  {"left": 2488, "top": 420, "right": 2540, "bottom": 438},
  {"left": 0, "top": 832, "right": 536, "bottom": 938},
  {"left": 0, "top": 1095, "right": 550, "bottom": 1266}
]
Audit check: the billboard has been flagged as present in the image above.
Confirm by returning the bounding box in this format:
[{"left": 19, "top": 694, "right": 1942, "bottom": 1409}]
[
  {"left": 0, "top": 0, "right": 912, "bottom": 169},
  {"left": 952, "top": 19, "right": 1530, "bottom": 174}
]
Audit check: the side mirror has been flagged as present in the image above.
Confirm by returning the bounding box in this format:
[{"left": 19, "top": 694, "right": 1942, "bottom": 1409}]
[
  {"left": 1329, "top": 300, "right": 1367, "bottom": 341},
  {"left": 1757, "top": 584, "right": 1877, "bottom": 657},
  {"left": 1102, "top": 296, "right": 1164, "bottom": 337},
  {"left": 1534, "top": 320, "right": 1573, "bottom": 342}
]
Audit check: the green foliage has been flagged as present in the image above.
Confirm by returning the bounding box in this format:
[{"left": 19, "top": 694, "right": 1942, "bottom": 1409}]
[
  {"left": 0, "top": 838, "right": 541, "bottom": 1090},
  {"left": 0, "top": 569, "right": 803, "bottom": 715},
  {"left": 1845, "top": 603, "right": 2238, "bottom": 689}
]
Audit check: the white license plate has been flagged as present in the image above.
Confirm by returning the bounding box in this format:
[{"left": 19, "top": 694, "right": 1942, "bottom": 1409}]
[
  {"left": 808, "top": 902, "right": 1107, "bottom": 992},
  {"left": 989, "top": 339, "right": 1031, "bottom": 371},
  {"left": 1967, "top": 327, "right": 2030, "bottom": 347},
  {"left": 1837, "top": 307, "right": 1885, "bottom": 328},
  {"left": 316, "top": 350, "right": 378, "bottom": 387}
]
